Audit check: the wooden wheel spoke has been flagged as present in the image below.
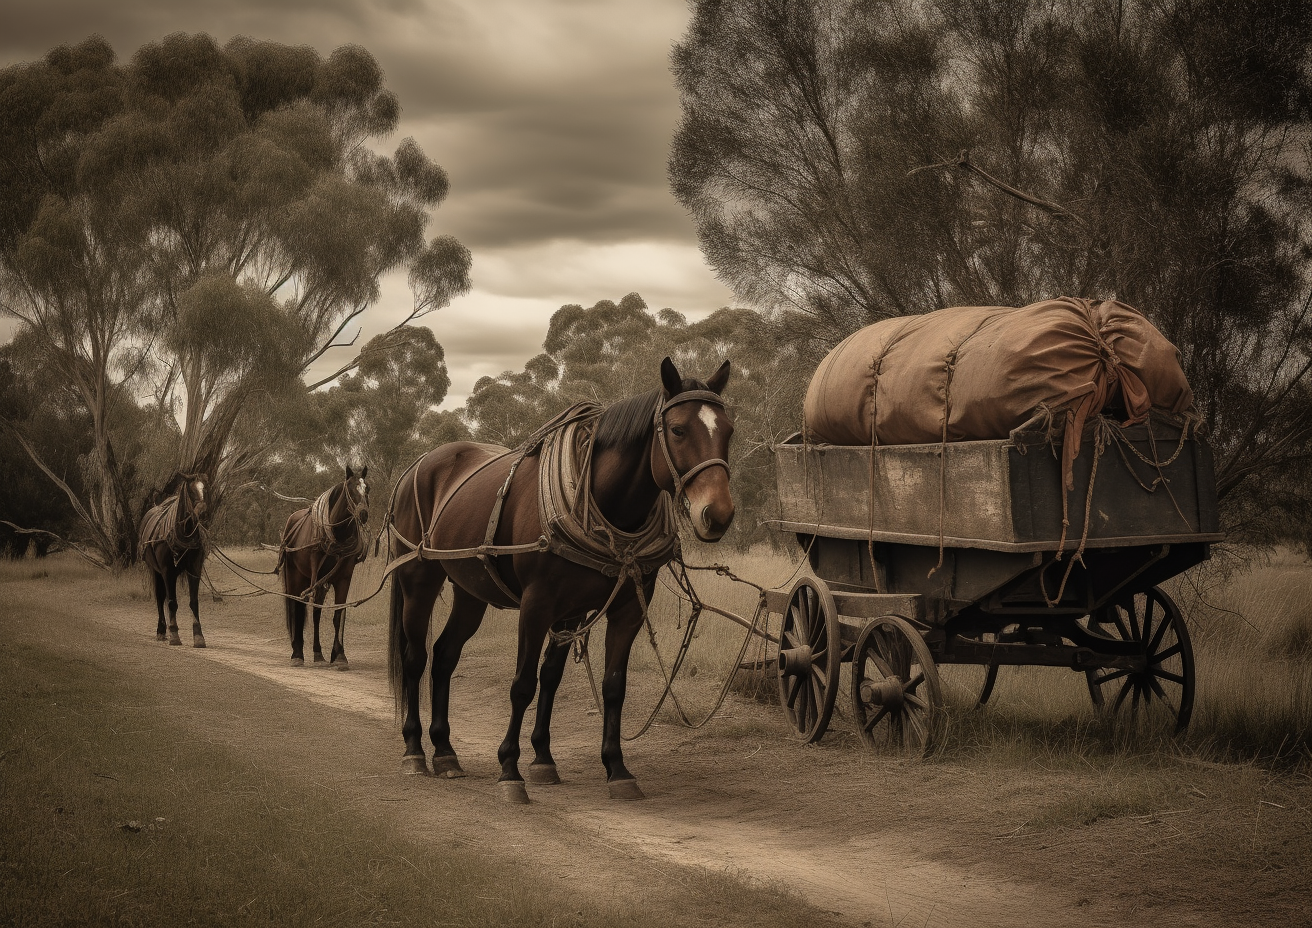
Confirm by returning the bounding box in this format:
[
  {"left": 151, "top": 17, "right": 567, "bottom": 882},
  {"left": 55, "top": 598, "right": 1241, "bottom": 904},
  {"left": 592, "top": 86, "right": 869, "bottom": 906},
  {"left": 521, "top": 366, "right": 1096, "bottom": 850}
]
[
  {"left": 904, "top": 692, "right": 928, "bottom": 712},
  {"left": 1148, "top": 610, "right": 1172, "bottom": 653},
  {"left": 809, "top": 675, "right": 825, "bottom": 709},
  {"left": 1153, "top": 642, "right": 1183, "bottom": 664},
  {"left": 863, "top": 705, "right": 890, "bottom": 733},
  {"left": 1093, "top": 668, "right": 1129, "bottom": 687},
  {"left": 1145, "top": 674, "right": 1173, "bottom": 704},
  {"left": 785, "top": 675, "right": 802, "bottom": 710},
  {"left": 1112, "top": 679, "right": 1133, "bottom": 713},
  {"left": 1153, "top": 668, "right": 1186, "bottom": 685},
  {"left": 1113, "top": 611, "right": 1132, "bottom": 642},
  {"left": 904, "top": 671, "right": 925, "bottom": 694}
]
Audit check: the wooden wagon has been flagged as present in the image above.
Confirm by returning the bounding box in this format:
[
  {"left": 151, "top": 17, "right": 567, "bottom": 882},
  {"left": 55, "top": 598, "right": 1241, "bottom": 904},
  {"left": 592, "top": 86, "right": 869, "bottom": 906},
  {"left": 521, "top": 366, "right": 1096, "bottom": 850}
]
[{"left": 760, "top": 410, "right": 1222, "bottom": 754}]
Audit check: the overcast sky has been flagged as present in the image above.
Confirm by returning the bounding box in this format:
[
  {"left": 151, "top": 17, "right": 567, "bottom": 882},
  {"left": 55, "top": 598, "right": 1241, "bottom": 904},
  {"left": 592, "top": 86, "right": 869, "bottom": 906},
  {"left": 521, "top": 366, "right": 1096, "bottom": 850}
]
[{"left": 0, "top": 0, "right": 737, "bottom": 407}]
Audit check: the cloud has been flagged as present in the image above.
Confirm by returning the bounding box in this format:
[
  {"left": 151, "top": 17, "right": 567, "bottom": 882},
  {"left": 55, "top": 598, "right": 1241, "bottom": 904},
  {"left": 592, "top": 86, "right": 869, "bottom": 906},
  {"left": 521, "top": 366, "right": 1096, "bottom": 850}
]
[{"left": 2, "top": 1, "right": 744, "bottom": 404}]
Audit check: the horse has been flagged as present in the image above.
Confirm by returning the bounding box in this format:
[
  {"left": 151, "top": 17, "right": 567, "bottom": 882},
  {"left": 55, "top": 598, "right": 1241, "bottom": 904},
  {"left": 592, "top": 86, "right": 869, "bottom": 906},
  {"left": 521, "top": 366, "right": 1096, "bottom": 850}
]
[
  {"left": 140, "top": 473, "right": 211, "bottom": 648},
  {"left": 385, "top": 357, "right": 735, "bottom": 802},
  {"left": 277, "top": 466, "right": 371, "bottom": 670}
]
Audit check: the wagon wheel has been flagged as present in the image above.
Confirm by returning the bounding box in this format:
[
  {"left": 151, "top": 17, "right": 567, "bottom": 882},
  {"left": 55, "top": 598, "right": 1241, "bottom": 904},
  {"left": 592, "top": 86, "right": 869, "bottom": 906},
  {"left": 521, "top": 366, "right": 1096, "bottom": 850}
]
[
  {"left": 850, "top": 615, "right": 944, "bottom": 758},
  {"left": 775, "top": 577, "right": 842, "bottom": 743},
  {"left": 1083, "top": 586, "right": 1195, "bottom": 735}
]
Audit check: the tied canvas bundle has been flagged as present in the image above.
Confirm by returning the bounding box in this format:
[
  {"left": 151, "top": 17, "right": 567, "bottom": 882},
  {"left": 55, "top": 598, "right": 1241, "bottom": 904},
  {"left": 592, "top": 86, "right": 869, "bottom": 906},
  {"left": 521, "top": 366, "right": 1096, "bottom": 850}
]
[{"left": 802, "top": 297, "right": 1196, "bottom": 488}]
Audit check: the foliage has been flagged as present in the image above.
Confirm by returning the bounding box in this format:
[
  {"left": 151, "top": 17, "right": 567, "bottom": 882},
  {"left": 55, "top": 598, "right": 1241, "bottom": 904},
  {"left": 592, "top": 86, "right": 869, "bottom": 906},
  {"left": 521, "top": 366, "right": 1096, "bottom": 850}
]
[
  {"left": 671, "top": 0, "right": 1312, "bottom": 543},
  {"left": 0, "top": 34, "right": 470, "bottom": 565},
  {"left": 314, "top": 325, "right": 453, "bottom": 495}
]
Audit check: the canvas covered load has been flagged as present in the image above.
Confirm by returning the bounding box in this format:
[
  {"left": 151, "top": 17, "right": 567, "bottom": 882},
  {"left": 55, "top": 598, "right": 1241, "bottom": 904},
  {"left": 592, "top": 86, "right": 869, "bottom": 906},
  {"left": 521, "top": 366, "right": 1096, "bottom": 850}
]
[{"left": 802, "top": 297, "right": 1196, "bottom": 487}]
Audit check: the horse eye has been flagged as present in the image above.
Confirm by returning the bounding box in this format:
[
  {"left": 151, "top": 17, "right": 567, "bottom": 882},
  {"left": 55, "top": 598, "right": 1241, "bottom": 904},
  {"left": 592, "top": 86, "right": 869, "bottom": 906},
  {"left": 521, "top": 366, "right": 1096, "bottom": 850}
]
[{"left": 671, "top": 426, "right": 686, "bottom": 438}]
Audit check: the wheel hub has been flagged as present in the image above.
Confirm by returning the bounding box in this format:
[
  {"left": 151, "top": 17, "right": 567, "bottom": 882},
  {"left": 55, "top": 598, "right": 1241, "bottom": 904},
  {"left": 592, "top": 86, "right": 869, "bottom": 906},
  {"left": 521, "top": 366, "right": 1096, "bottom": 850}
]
[
  {"left": 859, "top": 678, "right": 905, "bottom": 709},
  {"left": 778, "top": 645, "right": 813, "bottom": 676}
]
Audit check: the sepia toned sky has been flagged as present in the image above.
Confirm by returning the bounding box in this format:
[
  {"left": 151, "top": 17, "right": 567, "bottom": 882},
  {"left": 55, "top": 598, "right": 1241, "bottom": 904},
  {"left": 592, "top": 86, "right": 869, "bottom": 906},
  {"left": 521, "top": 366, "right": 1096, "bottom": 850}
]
[{"left": 0, "top": 0, "right": 736, "bottom": 406}]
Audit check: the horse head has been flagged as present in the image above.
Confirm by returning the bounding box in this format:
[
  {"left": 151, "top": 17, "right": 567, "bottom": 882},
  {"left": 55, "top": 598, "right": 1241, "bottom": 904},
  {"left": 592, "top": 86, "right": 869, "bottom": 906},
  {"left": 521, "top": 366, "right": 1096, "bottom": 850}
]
[
  {"left": 345, "top": 465, "right": 370, "bottom": 526},
  {"left": 655, "top": 357, "right": 735, "bottom": 542},
  {"left": 180, "top": 473, "right": 209, "bottom": 522}
]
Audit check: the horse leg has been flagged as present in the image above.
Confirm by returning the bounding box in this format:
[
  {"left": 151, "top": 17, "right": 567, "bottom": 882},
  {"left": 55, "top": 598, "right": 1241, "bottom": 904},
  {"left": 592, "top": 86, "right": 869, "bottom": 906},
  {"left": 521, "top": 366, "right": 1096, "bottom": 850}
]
[
  {"left": 187, "top": 566, "right": 205, "bottom": 648},
  {"left": 165, "top": 565, "right": 183, "bottom": 646},
  {"left": 396, "top": 561, "right": 443, "bottom": 775},
  {"left": 311, "top": 584, "right": 328, "bottom": 664},
  {"left": 429, "top": 585, "right": 487, "bottom": 778},
  {"left": 526, "top": 624, "right": 579, "bottom": 785},
  {"left": 601, "top": 594, "right": 647, "bottom": 800},
  {"left": 329, "top": 571, "right": 352, "bottom": 671},
  {"left": 153, "top": 570, "right": 168, "bottom": 641},
  {"left": 496, "top": 595, "right": 552, "bottom": 803},
  {"left": 288, "top": 571, "right": 308, "bottom": 667}
]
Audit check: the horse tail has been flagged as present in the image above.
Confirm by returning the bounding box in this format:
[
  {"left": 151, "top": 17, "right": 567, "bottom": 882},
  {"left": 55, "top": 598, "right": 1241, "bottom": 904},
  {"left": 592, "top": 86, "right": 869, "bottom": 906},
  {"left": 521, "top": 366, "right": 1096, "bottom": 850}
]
[{"left": 387, "top": 568, "right": 406, "bottom": 715}]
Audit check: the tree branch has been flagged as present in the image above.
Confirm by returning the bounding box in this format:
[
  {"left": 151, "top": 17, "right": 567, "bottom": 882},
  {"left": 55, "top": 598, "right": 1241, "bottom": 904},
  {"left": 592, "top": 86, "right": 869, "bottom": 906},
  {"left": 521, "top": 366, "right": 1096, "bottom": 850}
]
[{"left": 910, "top": 150, "right": 1085, "bottom": 226}]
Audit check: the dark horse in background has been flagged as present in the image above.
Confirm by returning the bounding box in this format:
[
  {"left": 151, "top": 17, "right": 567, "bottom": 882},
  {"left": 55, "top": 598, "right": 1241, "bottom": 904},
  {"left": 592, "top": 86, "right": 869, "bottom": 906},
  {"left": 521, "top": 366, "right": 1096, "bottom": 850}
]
[
  {"left": 387, "top": 358, "right": 735, "bottom": 802},
  {"left": 277, "top": 466, "right": 370, "bottom": 670},
  {"left": 140, "top": 473, "right": 210, "bottom": 648}
]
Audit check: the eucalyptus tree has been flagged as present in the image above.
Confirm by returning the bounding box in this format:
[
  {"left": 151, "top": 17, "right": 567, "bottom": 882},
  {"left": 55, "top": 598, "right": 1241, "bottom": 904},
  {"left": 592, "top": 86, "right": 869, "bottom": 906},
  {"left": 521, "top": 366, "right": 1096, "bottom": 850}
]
[
  {"left": 314, "top": 325, "right": 453, "bottom": 496},
  {"left": 0, "top": 34, "right": 470, "bottom": 564},
  {"left": 671, "top": 0, "right": 1312, "bottom": 536}
]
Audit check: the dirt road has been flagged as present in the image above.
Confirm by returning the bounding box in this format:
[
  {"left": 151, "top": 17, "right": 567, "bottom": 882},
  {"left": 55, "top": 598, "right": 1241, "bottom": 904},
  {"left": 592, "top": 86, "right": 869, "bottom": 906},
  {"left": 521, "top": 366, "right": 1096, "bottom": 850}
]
[{"left": 8, "top": 564, "right": 1310, "bottom": 928}]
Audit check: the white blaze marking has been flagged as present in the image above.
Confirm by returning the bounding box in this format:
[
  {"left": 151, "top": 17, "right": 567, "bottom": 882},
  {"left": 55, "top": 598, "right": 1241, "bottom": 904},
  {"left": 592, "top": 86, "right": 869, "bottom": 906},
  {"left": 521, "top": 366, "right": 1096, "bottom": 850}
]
[
  {"left": 195, "top": 481, "right": 205, "bottom": 500},
  {"left": 698, "top": 405, "right": 719, "bottom": 437}
]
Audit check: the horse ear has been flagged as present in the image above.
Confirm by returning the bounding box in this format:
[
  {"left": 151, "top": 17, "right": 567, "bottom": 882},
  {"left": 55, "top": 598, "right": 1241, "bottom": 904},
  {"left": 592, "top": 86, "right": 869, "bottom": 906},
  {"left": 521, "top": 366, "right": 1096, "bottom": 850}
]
[
  {"left": 345, "top": 464, "right": 354, "bottom": 479},
  {"left": 706, "top": 360, "right": 731, "bottom": 395},
  {"left": 360, "top": 465, "right": 368, "bottom": 479},
  {"left": 660, "top": 357, "right": 682, "bottom": 399}
]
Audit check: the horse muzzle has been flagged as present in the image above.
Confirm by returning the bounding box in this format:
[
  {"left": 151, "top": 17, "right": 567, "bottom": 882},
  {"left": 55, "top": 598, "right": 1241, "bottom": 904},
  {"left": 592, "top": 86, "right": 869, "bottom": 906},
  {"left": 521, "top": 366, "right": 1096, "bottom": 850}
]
[{"left": 685, "top": 469, "right": 734, "bottom": 542}]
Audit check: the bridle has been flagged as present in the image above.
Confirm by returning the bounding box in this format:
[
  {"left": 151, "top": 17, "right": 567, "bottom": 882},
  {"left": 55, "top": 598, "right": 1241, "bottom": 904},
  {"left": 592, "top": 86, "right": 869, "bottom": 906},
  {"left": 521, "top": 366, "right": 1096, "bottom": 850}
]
[
  {"left": 652, "top": 390, "right": 731, "bottom": 506},
  {"left": 328, "top": 478, "right": 370, "bottom": 535}
]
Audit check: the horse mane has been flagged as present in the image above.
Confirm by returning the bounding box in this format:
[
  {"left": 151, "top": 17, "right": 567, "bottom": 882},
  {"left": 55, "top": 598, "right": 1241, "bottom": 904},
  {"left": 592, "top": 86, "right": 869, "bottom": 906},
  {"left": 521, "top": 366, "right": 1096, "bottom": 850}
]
[
  {"left": 594, "top": 389, "right": 662, "bottom": 451},
  {"left": 593, "top": 378, "right": 712, "bottom": 452}
]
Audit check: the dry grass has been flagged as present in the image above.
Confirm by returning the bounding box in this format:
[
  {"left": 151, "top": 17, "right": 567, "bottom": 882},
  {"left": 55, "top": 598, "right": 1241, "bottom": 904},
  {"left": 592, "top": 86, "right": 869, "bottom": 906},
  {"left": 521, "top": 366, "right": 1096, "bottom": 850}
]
[{"left": 616, "top": 542, "right": 1312, "bottom": 771}]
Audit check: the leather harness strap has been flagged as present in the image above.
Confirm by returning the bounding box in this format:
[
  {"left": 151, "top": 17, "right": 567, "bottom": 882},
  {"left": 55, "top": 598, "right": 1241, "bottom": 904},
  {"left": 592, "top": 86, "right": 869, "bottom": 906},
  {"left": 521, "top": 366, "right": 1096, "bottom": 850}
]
[{"left": 382, "top": 389, "right": 731, "bottom": 610}]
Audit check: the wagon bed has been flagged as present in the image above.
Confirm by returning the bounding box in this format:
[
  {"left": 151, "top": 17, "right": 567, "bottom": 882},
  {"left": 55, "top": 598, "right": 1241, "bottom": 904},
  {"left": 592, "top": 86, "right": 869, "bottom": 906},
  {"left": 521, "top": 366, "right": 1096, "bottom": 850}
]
[{"left": 757, "top": 411, "right": 1222, "bottom": 752}]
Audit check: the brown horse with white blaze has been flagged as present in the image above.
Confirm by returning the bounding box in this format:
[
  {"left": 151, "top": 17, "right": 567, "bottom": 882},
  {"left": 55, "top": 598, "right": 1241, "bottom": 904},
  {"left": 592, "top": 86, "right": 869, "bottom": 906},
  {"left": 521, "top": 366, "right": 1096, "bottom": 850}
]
[
  {"left": 278, "top": 466, "right": 370, "bottom": 669},
  {"left": 386, "top": 358, "right": 734, "bottom": 802}
]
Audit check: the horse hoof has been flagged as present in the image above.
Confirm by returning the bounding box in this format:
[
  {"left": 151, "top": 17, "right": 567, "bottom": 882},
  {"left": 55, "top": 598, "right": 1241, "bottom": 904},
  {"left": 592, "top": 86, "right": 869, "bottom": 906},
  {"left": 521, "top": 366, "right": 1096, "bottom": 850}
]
[
  {"left": 432, "top": 755, "right": 466, "bottom": 779},
  {"left": 313, "top": 654, "right": 326, "bottom": 664},
  {"left": 498, "top": 780, "right": 530, "bottom": 804},
  {"left": 400, "top": 755, "right": 431, "bottom": 777},
  {"left": 290, "top": 657, "right": 304, "bottom": 667},
  {"left": 155, "top": 633, "right": 167, "bottom": 642},
  {"left": 192, "top": 636, "right": 206, "bottom": 649},
  {"left": 168, "top": 636, "right": 182, "bottom": 647},
  {"left": 608, "top": 778, "right": 646, "bottom": 801},
  {"left": 332, "top": 659, "right": 350, "bottom": 672},
  {"left": 525, "top": 763, "right": 561, "bottom": 785}
]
